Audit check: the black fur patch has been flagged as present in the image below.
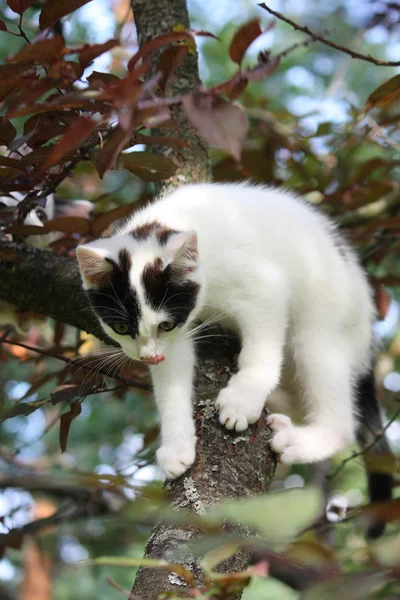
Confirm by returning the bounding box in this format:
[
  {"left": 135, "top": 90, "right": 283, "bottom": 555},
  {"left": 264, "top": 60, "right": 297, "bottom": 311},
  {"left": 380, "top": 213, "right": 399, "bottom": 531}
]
[
  {"left": 141, "top": 258, "right": 199, "bottom": 326},
  {"left": 88, "top": 248, "right": 140, "bottom": 338},
  {"left": 131, "top": 221, "right": 178, "bottom": 245}
]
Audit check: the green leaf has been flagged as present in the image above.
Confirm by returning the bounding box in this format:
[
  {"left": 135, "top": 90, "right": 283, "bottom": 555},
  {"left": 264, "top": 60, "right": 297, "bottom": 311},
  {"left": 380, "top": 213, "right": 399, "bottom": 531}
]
[{"left": 208, "top": 488, "right": 322, "bottom": 542}]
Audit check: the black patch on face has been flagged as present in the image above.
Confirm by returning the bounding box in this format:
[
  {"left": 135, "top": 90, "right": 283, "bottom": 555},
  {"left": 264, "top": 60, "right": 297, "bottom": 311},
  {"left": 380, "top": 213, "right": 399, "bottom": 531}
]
[
  {"left": 142, "top": 258, "right": 199, "bottom": 327},
  {"left": 131, "top": 221, "right": 179, "bottom": 245},
  {"left": 87, "top": 248, "right": 140, "bottom": 338}
]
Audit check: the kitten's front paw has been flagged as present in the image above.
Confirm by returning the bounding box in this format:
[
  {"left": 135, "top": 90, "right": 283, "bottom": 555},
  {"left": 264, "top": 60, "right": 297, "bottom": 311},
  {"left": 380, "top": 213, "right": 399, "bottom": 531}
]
[
  {"left": 267, "top": 413, "right": 303, "bottom": 464},
  {"left": 216, "top": 384, "right": 264, "bottom": 432},
  {"left": 156, "top": 436, "right": 197, "bottom": 479}
]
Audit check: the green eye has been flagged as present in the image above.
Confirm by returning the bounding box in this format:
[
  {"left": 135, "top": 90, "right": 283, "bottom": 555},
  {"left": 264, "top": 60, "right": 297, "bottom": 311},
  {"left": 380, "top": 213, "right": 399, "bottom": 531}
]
[
  {"left": 159, "top": 321, "right": 176, "bottom": 332},
  {"left": 112, "top": 323, "right": 130, "bottom": 335}
]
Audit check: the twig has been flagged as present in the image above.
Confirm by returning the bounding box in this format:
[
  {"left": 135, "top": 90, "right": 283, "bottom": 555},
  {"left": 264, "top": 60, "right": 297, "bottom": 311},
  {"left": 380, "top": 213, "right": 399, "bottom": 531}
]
[
  {"left": 338, "top": 189, "right": 400, "bottom": 227},
  {"left": 274, "top": 39, "right": 314, "bottom": 61},
  {"left": 328, "top": 402, "right": 400, "bottom": 480},
  {"left": 0, "top": 337, "right": 151, "bottom": 392},
  {"left": 105, "top": 577, "right": 132, "bottom": 597},
  {"left": 258, "top": 3, "right": 400, "bottom": 67}
]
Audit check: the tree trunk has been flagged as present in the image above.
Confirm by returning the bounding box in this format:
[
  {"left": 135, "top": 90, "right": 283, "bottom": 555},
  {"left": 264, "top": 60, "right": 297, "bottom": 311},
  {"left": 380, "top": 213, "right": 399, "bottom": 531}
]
[{"left": 129, "top": 0, "right": 276, "bottom": 598}]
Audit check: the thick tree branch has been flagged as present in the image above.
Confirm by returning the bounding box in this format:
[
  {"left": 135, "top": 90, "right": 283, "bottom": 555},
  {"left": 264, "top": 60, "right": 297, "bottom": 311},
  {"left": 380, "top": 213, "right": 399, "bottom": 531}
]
[{"left": 258, "top": 3, "right": 400, "bottom": 67}]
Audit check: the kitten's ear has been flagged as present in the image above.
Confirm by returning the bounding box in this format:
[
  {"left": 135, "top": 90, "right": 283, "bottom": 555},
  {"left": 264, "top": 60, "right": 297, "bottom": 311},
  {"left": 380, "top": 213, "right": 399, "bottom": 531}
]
[
  {"left": 76, "top": 246, "right": 113, "bottom": 288},
  {"left": 164, "top": 231, "right": 199, "bottom": 273}
]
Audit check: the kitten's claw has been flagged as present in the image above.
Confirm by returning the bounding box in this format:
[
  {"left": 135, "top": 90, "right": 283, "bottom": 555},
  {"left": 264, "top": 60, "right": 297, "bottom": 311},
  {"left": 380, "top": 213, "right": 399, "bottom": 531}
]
[
  {"left": 156, "top": 436, "right": 197, "bottom": 479},
  {"left": 216, "top": 386, "right": 263, "bottom": 432},
  {"left": 267, "top": 413, "right": 303, "bottom": 464}
]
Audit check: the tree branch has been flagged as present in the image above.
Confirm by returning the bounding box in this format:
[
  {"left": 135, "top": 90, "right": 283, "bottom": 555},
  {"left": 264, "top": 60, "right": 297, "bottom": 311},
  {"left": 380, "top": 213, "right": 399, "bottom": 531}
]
[{"left": 258, "top": 3, "right": 400, "bottom": 67}]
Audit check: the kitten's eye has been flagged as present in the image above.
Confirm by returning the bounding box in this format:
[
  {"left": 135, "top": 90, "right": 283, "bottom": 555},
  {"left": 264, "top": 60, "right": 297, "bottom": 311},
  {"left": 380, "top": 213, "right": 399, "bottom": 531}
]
[
  {"left": 159, "top": 320, "right": 176, "bottom": 332},
  {"left": 35, "top": 208, "right": 48, "bottom": 223},
  {"left": 112, "top": 323, "right": 130, "bottom": 335}
]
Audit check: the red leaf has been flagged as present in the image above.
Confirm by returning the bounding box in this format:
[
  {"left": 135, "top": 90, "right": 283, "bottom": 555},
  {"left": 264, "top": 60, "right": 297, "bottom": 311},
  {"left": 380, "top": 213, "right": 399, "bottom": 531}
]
[
  {"left": 157, "top": 45, "right": 188, "bottom": 94},
  {"left": 190, "top": 29, "right": 221, "bottom": 41},
  {"left": 91, "top": 204, "right": 136, "bottom": 238},
  {"left": 365, "top": 74, "right": 400, "bottom": 111},
  {"left": 59, "top": 401, "right": 82, "bottom": 452},
  {"left": 245, "top": 56, "right": 280, "bottom": 81},
  {"left": 87, "top": 71, "right": 120, "bottom": 88},
  {"left": 7, "top": 0, "right": 35, "bottom": 15},
  {"left": 121, "top": 151, "right": 178, "bottom": 182},
  {"left": 4, "top": 224, "right": 46, "bottom": 236},
  {"left": 374, "top": 285, "right": 391, "bottom": 320},
  {"left": 39, "top": 0, "right": 93, "bottom": 30},
  {"left": 0, "top": 20, "right": 7, "bottom": 31},
  {"left": 44, "top": 216, "right": 91, "bottom": 235},
  {"left": 77, "top": 39, "right": 119, "bottom": 69},
  {"left": 183, "top": 92, "right": 248, "bottom": 161},
  {"left": 0, "top": 119, "right": 17, "bottom": 145},
  {"left": 95, "top": 126, "right": 131, "bottom": 179},
  {"left": 9, "top": 36, "right": 65, "bottom": 66},
  {"left": 229, "top": 19, "right": 263, "bottom": 65},
  {"left": 128, "top": 31, "right": 192, "bottom": 71},
  {"left": 43, "top": 116, "right": 97, "bottom": 168}
]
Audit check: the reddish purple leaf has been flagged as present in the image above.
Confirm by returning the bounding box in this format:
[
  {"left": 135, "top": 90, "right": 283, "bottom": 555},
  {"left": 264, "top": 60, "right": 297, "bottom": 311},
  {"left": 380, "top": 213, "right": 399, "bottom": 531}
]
[
  {"left": 183, "top": 92, "right": 248, "bottom": 161},
  {"left": 156, "top": 45, "right": 188, "bottom": 94},
  {"left": 7, "top": 0, "right": 35, "bottom": 15},
  {"left": 77, "top": 39, "right": 119, "bottom": 69},
  {"left": 9, "top": 36, "right": 65, "bottom": 66},
  {"left": 0, "top": 119, "right": 17, "bottom": 145},
  {"left": 44, "top": 216, "right": 91, "bottom": 236},
  {"left": 0, "top": 20, "right": 7, "bottom": 31},
  {"left": 229, "top": 19, "right": 263, "bottom": 65},
  {"left": 43, "top": 116, "right": 97, "bottom": 168},
  {"left": 39, "top": 0, "right": 93, "bottom": 30},
  {"left": 59, "top": 401, "right": 82, "bottom": 452},
  {"left": 128, "top": 31, "right": 192, "bottom": 71},
  {"left": 245, "top": 56, "right": 280, "bottom": 81},
  {"left": 95, "top": 126, "right": 131, "bottom": 179}
]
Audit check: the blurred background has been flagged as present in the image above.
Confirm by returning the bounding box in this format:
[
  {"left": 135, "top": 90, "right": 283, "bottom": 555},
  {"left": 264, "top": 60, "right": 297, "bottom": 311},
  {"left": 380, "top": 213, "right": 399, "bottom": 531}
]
[{"left": 0, "top": 0, "right": 399, "bottom": 598}]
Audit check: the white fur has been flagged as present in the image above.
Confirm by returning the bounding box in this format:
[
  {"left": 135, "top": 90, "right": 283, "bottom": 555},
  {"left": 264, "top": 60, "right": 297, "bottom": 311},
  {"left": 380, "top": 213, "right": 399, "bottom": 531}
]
[{"left": 82, "top": 183, "right": 376, "bottom": 478}]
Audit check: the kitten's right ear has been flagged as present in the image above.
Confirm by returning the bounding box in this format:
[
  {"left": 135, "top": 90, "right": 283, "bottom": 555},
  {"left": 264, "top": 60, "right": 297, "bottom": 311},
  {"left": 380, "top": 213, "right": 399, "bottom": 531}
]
[{"left": 76, "top": 246, "right": 113, "bottom": 288}]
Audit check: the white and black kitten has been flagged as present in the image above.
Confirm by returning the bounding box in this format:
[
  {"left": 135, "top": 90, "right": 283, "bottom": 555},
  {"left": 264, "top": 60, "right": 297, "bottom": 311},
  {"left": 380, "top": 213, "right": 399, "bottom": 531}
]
[{"left": 77, "top": 183, "right": 392, "bottom": 534}]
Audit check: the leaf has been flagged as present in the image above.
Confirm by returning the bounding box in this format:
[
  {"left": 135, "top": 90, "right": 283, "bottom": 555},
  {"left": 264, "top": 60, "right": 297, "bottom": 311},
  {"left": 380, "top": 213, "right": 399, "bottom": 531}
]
[
  {"left": 0, "top": 20, "right": 7, "bottom": 31},
  {"left": 128, "top": 31, "right": 192, "bottom": 71},
  {"left": 52, "top": 383, "right": 93, "bottom": 405},
  {"left": 78, "top": 39, "right": 119, "bottom": 69},
  {"left": 9, "top": 36, "right": 65, "bottom": 66},
  {"left": 48, "top": 237, "right": 78, "bottom": 251},
  {"left": 44, "top": 216, "right": 91, "bottom": 236},
  {"left": 0, "top": 119, "right": 17, "bottom": 145},
  {"left": 365, "top": 74, "right": 400, "bottom": 111},
  {"left": 91, "top": 204, "right": 136, "bottom": 238},
  {"left": 39, "top": 0, "right": 93, "bottom": 29},
  {"left": 7, "top": 0, "right": 35, "bottom": 15},
  {"left": 4, "top": 224, "right": 47, "bottom": 236},
  {"left": 121, "top": 151, "right": 178, "bottom": 182},
  {"left": 59, "top": 401, "right": 82, "bottom": 452},
  {"left": 183, "top": 92, "right": 248, "bottom": 161},
  {"left": 300, "top": 572, "right": 388, "bottom": 600},
  {"left": 0, "top": 248, "right": 20, "bottom": 263},
  {"left": 190, "top": 29, "right": 221, "bottom": 41},
  {"left": 201, "top": 543, "right": 240, "bottom": 572},
  {"left": 43, "top": 116, "right": 97, "bottom": 169},
  {"left": 83, "top": 556, "right": 195, "bottom": 585},
  {"left": 208, "top": 488, "right": 322, "bottom": 542},
  {"left": 87, "top": 71, "right": 120, "bottom": 87},
  {"left": 229, "top": 19, "right": 263, "bottom": 65},
  {"left": 95, "top": 126, "right": 132, "bottom": 179},
  {"left": 156, "top": 45, "right": 188, "bottom": 94},
  {"left": 374, "top": 285, "right": 391, "bottom": 320},
  {"left": 245, "top": 55, "right": 280, "bottom": 81}
]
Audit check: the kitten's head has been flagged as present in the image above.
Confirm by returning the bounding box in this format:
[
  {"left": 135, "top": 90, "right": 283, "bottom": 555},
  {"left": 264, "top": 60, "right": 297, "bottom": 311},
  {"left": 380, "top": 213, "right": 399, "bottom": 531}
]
[{"left": 76, "top": 224, "right": 203, "bottom": 365}]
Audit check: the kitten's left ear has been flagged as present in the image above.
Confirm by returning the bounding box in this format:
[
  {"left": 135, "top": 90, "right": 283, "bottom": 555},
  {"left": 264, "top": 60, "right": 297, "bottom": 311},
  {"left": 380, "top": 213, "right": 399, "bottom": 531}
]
[{"left": 164, "top": 231, "right": 199, "bottom": 273}]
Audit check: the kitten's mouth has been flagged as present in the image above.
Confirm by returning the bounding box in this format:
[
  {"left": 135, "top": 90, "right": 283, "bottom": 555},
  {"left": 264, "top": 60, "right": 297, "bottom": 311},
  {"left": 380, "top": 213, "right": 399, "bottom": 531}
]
[{"left": 140, "top": 355, "right": 165, "bottom": 365}]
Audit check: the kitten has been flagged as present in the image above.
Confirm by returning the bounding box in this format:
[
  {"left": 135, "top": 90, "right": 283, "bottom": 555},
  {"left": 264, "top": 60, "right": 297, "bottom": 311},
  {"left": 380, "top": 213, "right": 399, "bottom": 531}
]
[{"left": 77, "top": 182, "right": 393, "bottom": 532}]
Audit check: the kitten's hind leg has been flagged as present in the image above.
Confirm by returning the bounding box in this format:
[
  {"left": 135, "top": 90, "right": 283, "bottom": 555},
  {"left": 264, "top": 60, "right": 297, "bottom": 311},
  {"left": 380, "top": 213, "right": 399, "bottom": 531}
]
[{"left": 268, "top": 337, "right": 356, "bottom": 464}]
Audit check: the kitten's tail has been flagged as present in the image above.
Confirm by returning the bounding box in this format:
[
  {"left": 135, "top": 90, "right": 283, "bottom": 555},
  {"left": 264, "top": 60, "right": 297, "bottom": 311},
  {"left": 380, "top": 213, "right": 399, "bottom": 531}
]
[{"left": 355, "top": 370, "right": 394, "bottom": 538}]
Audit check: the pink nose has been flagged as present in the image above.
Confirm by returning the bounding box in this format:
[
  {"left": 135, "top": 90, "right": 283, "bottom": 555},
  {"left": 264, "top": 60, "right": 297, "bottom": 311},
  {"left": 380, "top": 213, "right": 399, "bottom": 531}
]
[{"left": 140, "top": 355, "right": 165, "bottom": 365}]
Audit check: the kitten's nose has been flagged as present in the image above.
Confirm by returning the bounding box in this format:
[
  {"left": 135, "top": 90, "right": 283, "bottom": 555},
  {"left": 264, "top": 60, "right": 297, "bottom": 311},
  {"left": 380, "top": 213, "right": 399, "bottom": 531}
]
[{"left": 140, "top": 355, "right": 165, "bottom": 365}]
